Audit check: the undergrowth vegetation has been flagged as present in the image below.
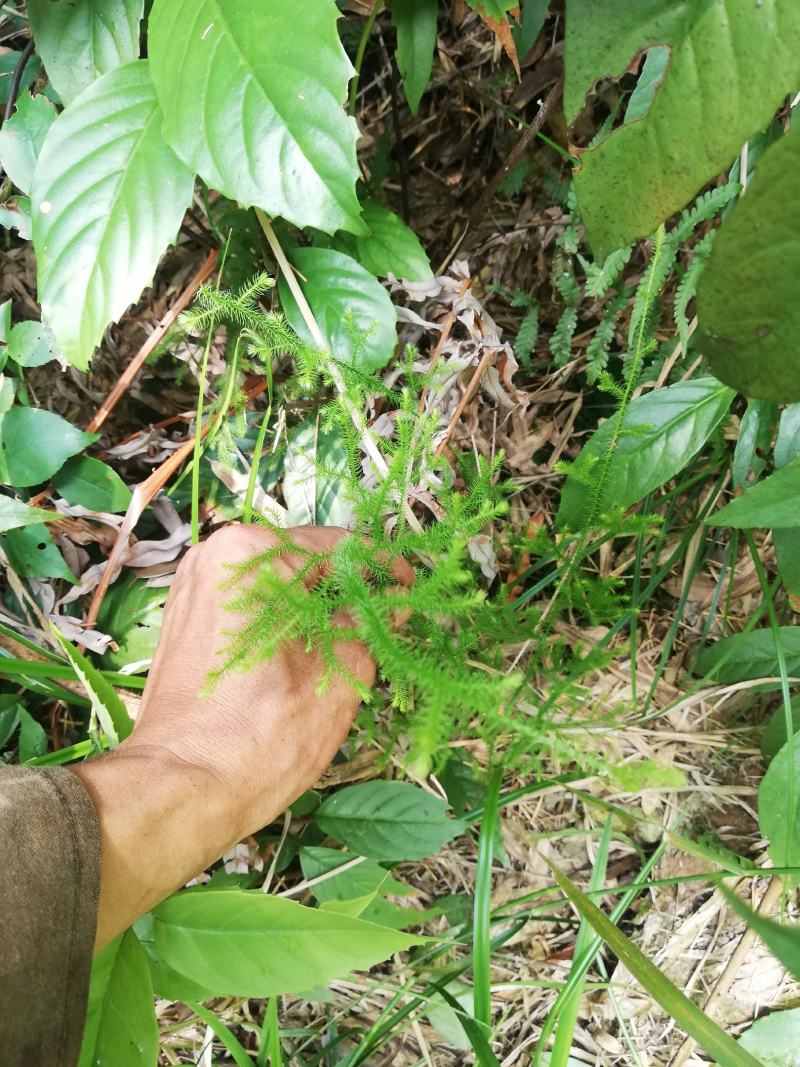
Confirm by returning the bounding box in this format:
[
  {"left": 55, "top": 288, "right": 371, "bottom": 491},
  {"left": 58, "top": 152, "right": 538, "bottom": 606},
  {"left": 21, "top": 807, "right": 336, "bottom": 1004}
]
[{"left": 4, "top": 1, "right": 800, "bottom": 1064}]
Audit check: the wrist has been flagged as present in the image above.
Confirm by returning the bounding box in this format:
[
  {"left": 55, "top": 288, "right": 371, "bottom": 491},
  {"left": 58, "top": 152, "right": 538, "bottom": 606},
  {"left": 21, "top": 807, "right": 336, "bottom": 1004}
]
[{"left": 71, "top": 741, "right": 238, "bottom": 950}]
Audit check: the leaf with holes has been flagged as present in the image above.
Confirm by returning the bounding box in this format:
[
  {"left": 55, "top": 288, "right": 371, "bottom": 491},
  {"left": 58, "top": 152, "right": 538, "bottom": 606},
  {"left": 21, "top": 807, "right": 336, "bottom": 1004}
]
[
  {"left": 0, "top": 92, "right": 56, "bottom": 196},
  {"left": 565, "top": 0, "right": 800, "bottom": 256},
  {"left": 280, "top": 247, "right": 398, "bottom": 371},
  {"left": 393, "top": 0, "right": 439, "bottom": 115},
  {"left": 697, "top": 125, "right": 800, "bottom": 403},
  {"left": 556, "top": 378, "right": 734, "bottom": 531},
  {"left": 315, "top": 780, "right": 465, "bottom": 860},
  {"left": 0, "top": 408, "right": 97, "bottom": 487},
  {"left": 1, "top": 525, "right": 76, "bottom": 584},
  {"left": 148, "top": 0, "right": 363, "bottom": 235},
  {"left": 28, "top": 0, "right": 144, "bottom": 105},
  {"left": 31, "top": 61, "right": 195, "bottom": 370}
]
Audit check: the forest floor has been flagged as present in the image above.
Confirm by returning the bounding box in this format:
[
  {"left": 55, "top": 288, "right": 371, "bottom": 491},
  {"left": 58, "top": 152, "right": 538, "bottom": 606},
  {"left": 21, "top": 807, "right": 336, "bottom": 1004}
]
[{"left": 2, "top": 7, "right": 797, "bottom": 1065}]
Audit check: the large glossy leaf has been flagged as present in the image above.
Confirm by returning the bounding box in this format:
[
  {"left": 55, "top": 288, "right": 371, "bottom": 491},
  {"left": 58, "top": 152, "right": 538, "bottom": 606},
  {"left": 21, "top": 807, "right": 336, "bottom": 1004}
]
[
  {"left": 0, "top": 408, "right": 97, "bottom": 487},
  {"left": 315, "top": 780, "right": 465, "bottom": 860},
  {"left": 760, "top": 736, "right": 800, "bottom": 867},
  {"left": 148, "top": 0, "right": 363, "bottom": 235},
  {"left": 153, "top": 888, "right": 419, "bottom": 996},
  {"left": 280, "top": 247, "right": 398, "bottom": 371},
  {"left": 28, "top": 0, "right": 144, "bottom": 105},
  {"left": 556, "top": 378, "right": 734, "bottom": 531},
  {"left": 393, "top": 0, "right": 439, "bottom": 115},
  {"left": 32, "top": 61, "right": 195, "bottom": 370},
  {"left": 692, "top": 627, "right": 800, "bottom": 685},
  {"left": 565, "top": 1, "right": 800, "bottom": 256},
  {"left": 354, "top": 200, "right": 433, "bottom": 282},
  {"left": 709, "top": 459, "right": 800, "bottom": 529},
  {"left": 78, "top": 931, "right": 158, "bottom": 1067},
  {"left": 53, "top": 455, "right": 132, "bottom": 514},
  {"left": 697, "top": 126, "right": 800, "bottom": 402}
]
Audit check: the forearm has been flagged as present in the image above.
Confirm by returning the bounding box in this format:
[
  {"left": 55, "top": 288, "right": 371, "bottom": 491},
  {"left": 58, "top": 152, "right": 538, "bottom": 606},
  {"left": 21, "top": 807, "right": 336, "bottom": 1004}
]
[{"left": 70, "top": 744, "right": 235, "bottom": 951}]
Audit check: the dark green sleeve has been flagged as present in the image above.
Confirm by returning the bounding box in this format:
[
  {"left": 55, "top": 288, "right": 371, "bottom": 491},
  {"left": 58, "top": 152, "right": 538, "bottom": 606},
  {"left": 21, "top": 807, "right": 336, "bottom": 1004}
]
[{"left": 0, "top": 765, "right": 101, "bottom": 1067}]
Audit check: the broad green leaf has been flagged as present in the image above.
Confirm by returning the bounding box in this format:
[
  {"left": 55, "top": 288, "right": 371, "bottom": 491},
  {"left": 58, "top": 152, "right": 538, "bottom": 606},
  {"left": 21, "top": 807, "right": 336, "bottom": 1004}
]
[
  {"left": 721, "top": 885, "right": 800, "bottom": 982},
  {"left": 731, "top": 399, "right": 775, "bottom": 491},
  {"left": 759, "top": 736, "right": 800, "bottom": 867},
  {"left": 551, "top": 866, "right": 762, "bottom": 1067},
  {"left": 692, "top": 627, "right": 800, "bottom": 685},
  {"left": 284, "top": 420, "right": 352, "bottom": 528},
  {"left": 153, "top": 888, "right": 420, "bottom": 996},
  {"left": 709, "top": 459, "right": 800, "bottom": 529},
  {"left": 28, "top": 0, "right": 144, "bottom": 105},
  {"left": 315, "top": 780, "right": 464, "bottom": 860},
  {"left": 280, "top": 247, "right": 398, "bottom": 372},
  {"left": 0, "top": 496, "right": 58, "bottom": 533},
  {"left": 2, "top": 524, "right": 76, "bottom": 584},
  {"left": 0, "top": 696, "right": 21, "bottom": 748},
  {"left": 78, "top": 931, "right": 158, "bottom": 1067},
  {"left": 425, "top": 979, "right": 474, "bottom": 1052},
  {"left": 565, "top": 0, "right": 800, "bottom": 256},
  {"left": 353, "top": 200, "right": 433, "bottom": 282},
  {"left": 761, "top": 700, "right": 800, "bottom": 763},
  {"left": 0, "top": 408, "right": 97, "bottom": 487},
  {"left": 7, "top": 320, "right": 60, "bottom": 368},
  {"left": 556, "top": 378, "right": 734, "bottom": 531},
  {"left": 134, "top": 914, "right": 216, "bottom": 1003},
  {"left": 32, "top": 60, "right": 195, "bottom": 370},
  {"left": 18, "top": 706, "right": 47, "bottom": 762},
  {"left": 53, "top": 455, "right": 132, "bottom": 513},
  {"left": 393, "top": 0, "right": 439, "bottom": 115},
  {"left": 149, "top": 0, "right": 363, "bottom": 235},
  {"left": 0, "top": 92, "right": 56, "bottom": 195},
  {"left": 97, "top": 575, "right": 167, "bottom": 671},
  {"left": 53, "top": 628, "right": 133, "bottom": 744},
  {"left": 698, "top": 125, "right": 800, "bottom": 402},
  {"left": 738, "top": 1008, "right": 800, "bottom": 1066}
]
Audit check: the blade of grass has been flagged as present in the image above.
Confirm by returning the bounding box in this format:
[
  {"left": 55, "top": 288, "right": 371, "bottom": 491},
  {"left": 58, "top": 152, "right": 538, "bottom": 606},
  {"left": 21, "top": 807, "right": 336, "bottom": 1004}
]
[
  {"left": 549, "top": 864, "right": 763, "bottom": 1067},
  {"left": 188, "top": 1001, "right": 252, "bottom": 1067},
  {"left": 52, "top": 627, "right": 133, "bottom": 745},
  {"left": 548, "top": 816, "right": 613, "bottom": 1066},
  {"left": 258, "top": 996, "right": 283, "bottom": 1067},
  {"left": 473, "top": 766, "right": 502, "bottom": 1029}
]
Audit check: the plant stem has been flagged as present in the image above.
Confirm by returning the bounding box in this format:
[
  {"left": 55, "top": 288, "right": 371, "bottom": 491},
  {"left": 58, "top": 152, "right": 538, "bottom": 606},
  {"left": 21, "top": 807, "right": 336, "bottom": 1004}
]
[
  {"left": 348, "top": 2, "right": 384, "bottom": 116},
  {"left": 255, "top": 210, "right": 424, "bottom": 534}
]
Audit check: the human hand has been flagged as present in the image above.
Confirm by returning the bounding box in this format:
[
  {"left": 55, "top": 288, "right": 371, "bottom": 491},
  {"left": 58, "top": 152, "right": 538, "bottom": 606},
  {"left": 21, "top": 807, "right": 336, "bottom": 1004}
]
[{"left": 73, "top": 524, "right": 377, "bottom": 949}]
